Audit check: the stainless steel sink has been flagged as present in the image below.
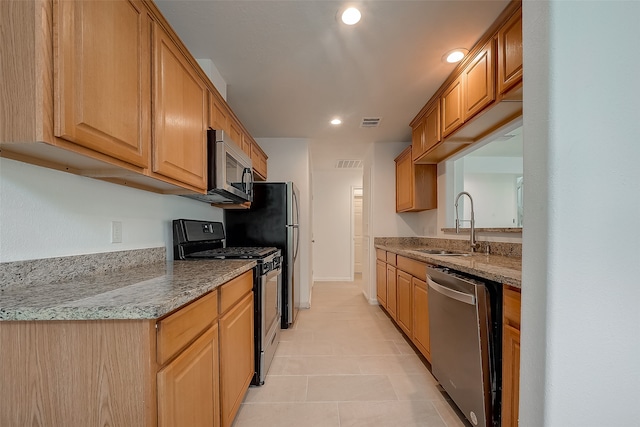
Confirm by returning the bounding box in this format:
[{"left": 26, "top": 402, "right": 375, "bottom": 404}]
[{"left": 415, "top": 249, "right": 471, "bottom": 257}]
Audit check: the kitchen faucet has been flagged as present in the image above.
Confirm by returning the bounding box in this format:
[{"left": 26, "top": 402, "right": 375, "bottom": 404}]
[{"left": 455, "top": 191, "right": 479, "bottom": 253}]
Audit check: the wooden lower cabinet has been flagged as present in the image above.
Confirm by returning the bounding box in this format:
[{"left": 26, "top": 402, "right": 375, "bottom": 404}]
[
  {"left": 375, "top": 252, "right": 430, "bottom": 362},
  {"left": 386, "top": 264, "right": 398, "bottom": 320},
  {"left": 376, "top": 259, "right": 387, "bottom": 306},
  {"left": 0, "top": 271, "right": 254, "bottom": 427},
  {"left": 219, "top": 291, "right": 254, "bottom": 427},
  {"left": 158, "top": 324, "right": 220, "bottom": 427},
  {"left": 0, "top": 320, "right": 158, "bottom": 426},
  {"left": 502, "top": 286, "right": 522, "bottom": 427},
  {"left": 412, "top": 276, "right": 430, "bottom": 362},
  {"left": 396, "top": 270, "right": 413, "bottom": 336}
]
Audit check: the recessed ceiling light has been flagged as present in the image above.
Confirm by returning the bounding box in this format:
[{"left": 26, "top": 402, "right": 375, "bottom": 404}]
[
  {"left": 341, "top": 7, "right": 361, "bottom": 25},
  {"left": 331, "top": 118, "right": 342, "bottom": 125},
  {"left": 443, "top": 48, "right": 469, "bottom": 64}
]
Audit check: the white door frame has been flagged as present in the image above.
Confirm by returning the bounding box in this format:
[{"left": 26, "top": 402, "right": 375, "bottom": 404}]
[{"left": 351, "top": 186, "right": 363, "bottom": 281}]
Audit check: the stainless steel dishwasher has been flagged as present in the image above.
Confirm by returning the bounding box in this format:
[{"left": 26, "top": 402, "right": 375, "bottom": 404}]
[{"left": 427, "top": 266, "right": 502, "bottom": 427}]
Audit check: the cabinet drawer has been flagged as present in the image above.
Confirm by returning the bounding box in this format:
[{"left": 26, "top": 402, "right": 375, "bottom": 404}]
[
  {"left": 376, "top": 249, "right": 386, "bottom": 261},
  {"left": 220, "top": 270, "right": 253, "bottom": 314},
  {"left": 386, "top": 252, "right": 397, "bottom": 266},
  {"left": 157, "top": 289, "right": 218, "bottom": 365},
  {"left": 397, "top": 256, "right": 427, "bottom": 279}
]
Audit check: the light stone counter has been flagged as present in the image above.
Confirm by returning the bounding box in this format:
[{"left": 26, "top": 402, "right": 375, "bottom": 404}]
[
  {"left": 0, "top": 259, "right": 255, "bottom": 321},
  {"left": 376, "top": 243, "right": 522, "bottom": 288}
]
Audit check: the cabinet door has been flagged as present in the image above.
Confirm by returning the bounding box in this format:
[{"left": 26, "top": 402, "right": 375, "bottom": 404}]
[
  {"left": 411, "top": 119, "right": 425, "bottom": 161},
  {"left": 395, "top": 145, "right": 437, "bottom": 213},
  {"left": 463, "top": 42, "right": 495, "bottom": 122},
  {"left": 502, "top": 324, "right": 521, "bottom": 427},
  {"left": 157, "top": 324, "right": 220, "bottom": 427},
  {"left": 441, "top": 75, "right": 464, "bottom": 137},
  {"left": 412, "top": 277, "right": 430, "bottom": 361},
  {"left": 423, "top": 101, "right": 441, "bottom": 153},
  {"left": 241, "top": 136, "right": 251, "bottom": 158},
  {"left": 502, "top": 286, "right": 521, "bottom": 427},
  {"left": 497, "top": 9, "right": 523, "bottom": 96},
  {"left": 153, "top": 23, "right": 207, "bottom": 190},
  {"left": 395, "top": 146, "right": 413, "bottom": 212},
  {"left": 219, "top": 292, "right": 254, "bottom": 427},
  {"left": 209, "top": 92, "right": 229, "bottom": 132},
  {"left": 54, "top": 0, "right": 150, "bottom": 168},
  {"left": 251, "top": 142, "right": 268, "bottom": 180},
  {"left": 228, "top": 119, "right": 244, "bottom": 152},
  {"left": 396, "top": 270, "right": 412, "bottom": 336},
  {"left": 386, "top": 265, "right": 397, "bottom": 320},
  {"left": 376, "top": 260, "right": 387, "bottom": 307}
]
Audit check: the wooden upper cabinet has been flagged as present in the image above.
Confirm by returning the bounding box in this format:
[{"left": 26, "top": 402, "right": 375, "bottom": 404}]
[
  {"left": 497, "top": 7, "right": 523, "bottom": 96},
  {"left": 153, "top": 22, "right": 208, "bottom": 191},
  {"left": 228, "top": 118, "right": 244, "bottom": 152},
  {"left": 395, "top": 146, "right": 414, "bottom": 212},
  {"left": 411, "top": 119, "right": 425, "bottom": 161},
  {"left": 209, "top": 92, "right": 229, "bottom": 132},
  {"left": 54, "top": 0, "right": 150, "bottom": 168},
  {"left": 423, "top": 101, "right": 442, "bottom": 154},
  {"left": 412, "top": 100, "right": 442, "bottom": 163},
  {"left": 441, "top": 75, "right": 464, "bottom": 138},
  {"left": 463, "top": 41, "right": 495, "bottom": 122},
  {"left": 395, "top": 145, "right": 437, "bottom": 212},
  {"left": 251, "top": 141, "right": 268, "bottom": 181}
]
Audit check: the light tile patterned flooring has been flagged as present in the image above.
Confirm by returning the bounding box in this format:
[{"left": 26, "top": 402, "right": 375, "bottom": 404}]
[{"left": 232, "top": 281, "right": 470, "bottom": 427}]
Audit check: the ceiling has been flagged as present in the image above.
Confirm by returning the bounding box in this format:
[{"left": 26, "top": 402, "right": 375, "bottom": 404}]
[{"left": 155, "top": 0, "right": 512, "bottom": 170}]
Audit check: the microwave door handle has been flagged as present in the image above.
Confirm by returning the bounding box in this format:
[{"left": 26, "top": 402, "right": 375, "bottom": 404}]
[{"left": 243, "top": 167, "right": 253, "bottom": 196}]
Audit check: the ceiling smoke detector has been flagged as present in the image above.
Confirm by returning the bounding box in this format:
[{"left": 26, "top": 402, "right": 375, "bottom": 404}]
[
  {"left": 335, "top": 160, "right": 363, "bottom": 169},
  {"left": 360, "top": 117, "right": 381, "bottom": 128}
]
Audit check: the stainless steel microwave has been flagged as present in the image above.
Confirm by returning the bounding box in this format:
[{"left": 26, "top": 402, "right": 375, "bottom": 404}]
[{"left": 183, "top": 130, "right": 253, "bottom": 204}]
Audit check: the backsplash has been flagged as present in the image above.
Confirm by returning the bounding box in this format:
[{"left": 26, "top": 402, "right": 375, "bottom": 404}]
[
  {"left": 0, "top": 247, "right": 165, "bottom": 291},
  {"left": 374, "top": 237, "right": 521, "bottom": 258}
]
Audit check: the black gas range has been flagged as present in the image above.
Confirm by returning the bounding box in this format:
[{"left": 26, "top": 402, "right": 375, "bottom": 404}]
[{"left": 172, "top": 219, "right": 282, "bottom": 386}]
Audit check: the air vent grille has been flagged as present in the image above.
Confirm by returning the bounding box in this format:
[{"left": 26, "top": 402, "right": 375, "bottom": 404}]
[
  {"left": 495, "top": 134, "right": 516, "bottom": 142},
  {"left": 335, "top": 160, "right": 363, "bottom": 169},
  {"left": 360, "top": 117, "right": 381, "bottom": 128}
]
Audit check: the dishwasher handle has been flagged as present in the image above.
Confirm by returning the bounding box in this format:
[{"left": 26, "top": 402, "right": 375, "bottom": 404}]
[{"left": 427, "top": 276, "right": 476, "bottom": 305}]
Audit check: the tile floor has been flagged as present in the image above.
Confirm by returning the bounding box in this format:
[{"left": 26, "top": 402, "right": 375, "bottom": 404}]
[{"left": 232, "top": 280, "right": 471, "bottom": 427}]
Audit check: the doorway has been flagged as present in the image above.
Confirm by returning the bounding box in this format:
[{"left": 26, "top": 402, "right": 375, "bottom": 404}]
[{"left": 352, "top": 187, "right": 363, "bottom": 281}]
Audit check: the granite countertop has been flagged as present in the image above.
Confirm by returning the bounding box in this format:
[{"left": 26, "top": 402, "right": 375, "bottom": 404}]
[
  {"left": 376, "top": 244, "right": 522, "bottom": 288},
  {"left": 0, "top": 259, "right": 255, "bottom": 321}
]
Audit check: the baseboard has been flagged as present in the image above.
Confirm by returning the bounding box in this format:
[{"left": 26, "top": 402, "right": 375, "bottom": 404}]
[{"left": 313, "top": 276, "right": 353, "bottom": 282}]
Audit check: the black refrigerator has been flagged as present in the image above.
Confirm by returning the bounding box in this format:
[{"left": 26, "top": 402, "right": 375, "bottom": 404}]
[{"left": 225, "top": 182, "right": 300, "bottom": 328}]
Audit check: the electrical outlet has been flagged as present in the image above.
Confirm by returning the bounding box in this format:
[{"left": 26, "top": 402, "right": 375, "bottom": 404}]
[{"left": 111, "top": 221, "right": 122, "bottom": 243}]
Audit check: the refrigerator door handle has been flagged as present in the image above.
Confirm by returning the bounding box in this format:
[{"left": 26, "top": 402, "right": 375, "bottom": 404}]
[{"left": 292, "top": 188, "right": 300, "bottom": 260}]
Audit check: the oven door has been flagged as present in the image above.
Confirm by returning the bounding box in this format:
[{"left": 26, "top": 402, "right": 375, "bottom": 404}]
[{"left": 259, "top": 260, "right": 281, "bottom": 384}]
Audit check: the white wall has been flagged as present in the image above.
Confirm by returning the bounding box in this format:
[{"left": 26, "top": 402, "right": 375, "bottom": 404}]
[
  {"left": 0, "top": 158, "right": 223, "bottom": 262},
  {"left": 312, "top": 169, "right": 362, "bottom": 281},
  {"left": 521, "top": 2, "right": 640, "bottom": 426},
  {"left": 196, "top": 58, "right": 227, "bottom": 100},
  {"left": 464, "top": 173, "right": 518, "bottom": 227},
  {"left": 363, "top": 141, "right": 437, "bottom": 302},
  {"left": 256, "top": 138, "right": 313, "bottom": 309}
]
